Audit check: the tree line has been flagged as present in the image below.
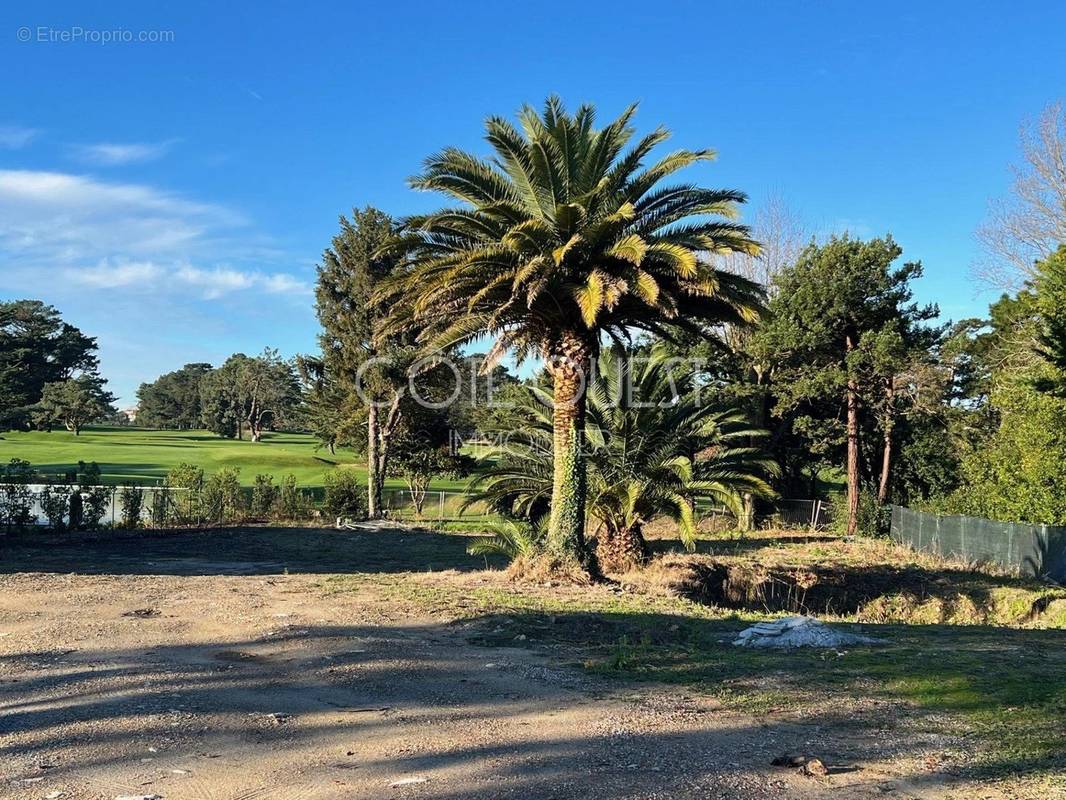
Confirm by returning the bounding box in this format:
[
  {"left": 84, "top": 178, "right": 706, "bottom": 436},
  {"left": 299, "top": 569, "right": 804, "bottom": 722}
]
[
  {"left": 0, "top": 300, "right": 116, "bottom": 435},
  {"left": 304, "top": 97, "right": 1065, "bottom": 578},
  {"left": 3, "top": 97, "right": 1062, "bottom": 576},
  {"left": 138, "top": 350, "right": 301, "bottom": 441}
]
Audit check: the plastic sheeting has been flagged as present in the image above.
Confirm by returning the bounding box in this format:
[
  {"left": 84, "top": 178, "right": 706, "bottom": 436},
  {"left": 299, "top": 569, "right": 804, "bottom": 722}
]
[{"left": 891, "top": 505, "right": 1066, "bottom": 580}]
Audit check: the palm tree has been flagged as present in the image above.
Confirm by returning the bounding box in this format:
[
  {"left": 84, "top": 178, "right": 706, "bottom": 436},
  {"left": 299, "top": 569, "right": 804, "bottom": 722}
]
[
  {"left": 380, "top": 97, "right": 764, "bottom": 569},
  {"left": 468, "top": 348, "right": 778, "bottom": 572}
]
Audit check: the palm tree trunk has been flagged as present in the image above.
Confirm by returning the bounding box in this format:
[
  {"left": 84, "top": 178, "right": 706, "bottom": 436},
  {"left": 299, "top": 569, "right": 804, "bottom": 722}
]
[
  {"left": 546, "top": 332, "right": 591, "bottom": 564},
  {"left": 597, "top": 524, "right": 647, "bottom": 573}
]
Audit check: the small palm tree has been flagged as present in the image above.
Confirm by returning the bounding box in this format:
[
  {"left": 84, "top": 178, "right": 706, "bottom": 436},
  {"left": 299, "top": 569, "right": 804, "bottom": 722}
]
[
  {"left": 466, "top": 518, "right": 546, "bottom": 561},
  {"left": 469, "top": 348, "right": 779, "bottom": 572},
  {"left": 381, "top": 97, "right": 763, "bottom": 569}
]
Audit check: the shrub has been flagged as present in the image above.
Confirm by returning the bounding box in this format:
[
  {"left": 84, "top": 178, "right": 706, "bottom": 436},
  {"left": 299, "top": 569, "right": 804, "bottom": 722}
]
[
  {"left": 1, "top": 459, "right": 37, "bottom": 531},
  {"left": 251, "top": 474, "right": 279, "bottom": 516},
  {"left": 150, "top": 486, "right": 170, "bottom": 528},
  {"left": 77, "top": 461, "right": 111, "bottom": 530},
  {"left": 936, "top": 386, "right": 1066, "bottom": 525},
  {"left": 202, "top": 467, "right": 244, "bottom": 523},
  {"left": 275, "top": 474, "right": 312, "bottom": 520},
  {"left": 323, "top": 470, "right": 367, "bottom": 521},
  {"left": 467, "top": 518, "right": 545, "bottom": 561},
  {"left": 40, "top": 484, "right": 71, "bottom": 531},
  {"left": 165, "top": 463, "right": 205, "bottom": 524},
  {"left": 465, "top": 518, "right": 589, "bottom": 582},
  {"left": 119, "top": 484, "right": 144, "bottom": 529},
  {"left": 829, "top": 487, "right": 890, "bottom": 537},
  {"left": 81, "top": 489, "right": 112, "bottom": 529},
  {"left": 68, "top": 488, "right": 83, "bottom": 531}
]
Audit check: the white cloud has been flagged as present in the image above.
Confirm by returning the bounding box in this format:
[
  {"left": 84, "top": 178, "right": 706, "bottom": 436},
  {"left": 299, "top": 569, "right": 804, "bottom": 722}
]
[
  {"left": 68, "top": 261, "right": 163, "bottom": 288},
  {"left": 176, "top": 265, "right": 311, "bottom": 298},
  {"left": 2, "top": 168, "right": 305, "bottom": 306},
  {"left": 0, "top": 125, "right": 39, "bottom": 149},
  {"left": 64, "top": 260, "right": 310, "bottom": 299},
  {"left": 262, "top": 272, "right": 310, "bottom": 295},
  {"left": 0, "top": 169, "right": 245, "bottom": 265},
  {"left": 174, "top": 264, "right": 256, "bottom": 298},
  {"left": 70, "top": 139, "right": 177, "bottom": 166}
]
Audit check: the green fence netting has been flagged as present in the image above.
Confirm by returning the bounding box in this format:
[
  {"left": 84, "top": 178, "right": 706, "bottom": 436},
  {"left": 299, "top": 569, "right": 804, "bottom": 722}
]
[{"left": 890, "top": 505, "right": 1066, "bottom": 580}]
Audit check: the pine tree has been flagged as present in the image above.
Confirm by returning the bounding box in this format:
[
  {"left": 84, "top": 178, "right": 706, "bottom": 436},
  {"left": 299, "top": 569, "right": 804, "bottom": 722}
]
[
  {"left": 314, "top": 208, "right": 413, "bottom": 517},
  {"left": 757, "top": 235, "right": 939, "bottom": 532}
]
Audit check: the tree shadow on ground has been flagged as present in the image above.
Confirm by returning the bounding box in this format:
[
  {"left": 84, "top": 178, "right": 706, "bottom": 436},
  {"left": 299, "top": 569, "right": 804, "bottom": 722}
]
[
  {"left": 0, "top": 525, "right": 496, "bottom": 576},
  {"left": 467, "top": 609, "right": 1066, "bottom": 785},
  {"left": 4, "top": 615, "right": 1059, "bottom": 798},
  {"left": 3, "top": 529, "right": 1064, "bottom": 796}
]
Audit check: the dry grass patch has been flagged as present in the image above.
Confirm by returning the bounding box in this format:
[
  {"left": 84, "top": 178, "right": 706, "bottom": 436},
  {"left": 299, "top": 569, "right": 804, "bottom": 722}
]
[{"left": 623, "top": 529, "right": 1066, "bottom": 627}]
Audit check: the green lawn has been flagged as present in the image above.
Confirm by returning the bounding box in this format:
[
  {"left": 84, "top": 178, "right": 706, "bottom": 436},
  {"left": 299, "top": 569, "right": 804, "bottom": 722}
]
[{"left": 0, "top": 425, "right": 478, "bottom": 491}]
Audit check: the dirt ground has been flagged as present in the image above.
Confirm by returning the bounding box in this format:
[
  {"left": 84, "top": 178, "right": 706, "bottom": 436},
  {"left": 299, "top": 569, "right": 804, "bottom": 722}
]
[{"left": 0, "top": 527, "right": 1060, "bottom": 799}]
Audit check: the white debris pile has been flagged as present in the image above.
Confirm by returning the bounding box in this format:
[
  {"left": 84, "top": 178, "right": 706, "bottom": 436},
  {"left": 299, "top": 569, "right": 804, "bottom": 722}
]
[{"left": 733, "top": 615, "right": 883, "bottom": 649}]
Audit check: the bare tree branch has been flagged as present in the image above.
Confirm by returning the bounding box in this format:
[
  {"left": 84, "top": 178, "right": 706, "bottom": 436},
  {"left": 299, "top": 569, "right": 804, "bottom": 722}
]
[
  {"left": 976, "top": 101, "right": 1066, "bottom": 290},
  {"left": 716, "top": 192, "right": 809, "bottom": 293}
]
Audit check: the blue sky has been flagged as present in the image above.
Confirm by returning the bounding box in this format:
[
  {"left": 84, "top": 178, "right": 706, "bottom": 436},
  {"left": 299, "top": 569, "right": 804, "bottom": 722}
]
[{"left": 1, "top": 1, "right": 1064, "bottom": 406}]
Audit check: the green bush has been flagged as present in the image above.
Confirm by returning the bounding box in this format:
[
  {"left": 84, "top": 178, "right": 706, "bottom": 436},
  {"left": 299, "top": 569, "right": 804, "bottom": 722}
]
[
  {"left": 323, "top": 470, "right": 367, "bottom": 520},
  {"left": 467, "top": 518, "right": 545, "bottom": 562},
  {"left": 68, "top": 488, "right": 83, "bottom": 530},
  {"left": 937, "top": 385, "right": 1066, "bottom": 525},
  {"left": 78, "top": 463, "right": 111, "bottom": 530},
  {"left": 829, "top": 487, "right": 890, "bottom": 537},
  {"left": 202, "top": 467, "right": 244, "bottom": 523},
  {"left": 40, "top": 484, "right": 71, "bottom": 531},
  {"left": 275, "top": 474, "right": 313, "bottom": 520},
  {"left": 1, "top": 459, "right": 37, "bottom": 531},
  {"left": 119, "top": 484, "right": 144, "bottom": 529},
  {"left": 150, "top": 487, "right": 170, "bottom": 528},
  {"left": 165, "top": 463, "right": 205, "bottom": 524},
  {"left": 251, "top": 474, "right": 279, "bottom": 516}
]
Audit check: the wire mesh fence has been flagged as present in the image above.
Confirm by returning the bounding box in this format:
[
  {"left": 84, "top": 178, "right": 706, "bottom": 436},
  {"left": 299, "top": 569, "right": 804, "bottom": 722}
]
[
  {"left": 380, "top": 489, "right": 499, "bottom": 527},
  {"left": 0, "top": 482, "right": 323, "bottom": 532},
  {"left": 0, "top": 483, "right": 189, "bottom": 531},
  {"left": 382, "top": 492, "right": 832, "bottom": 532},
  {"left": 771, "top": 499, "right": 830, "bottom": 531},
  {"left": 890, "top": 505, "right": 1066, "bottom": 580},
  {"left": 1, "top": 479, "right": 835, "bottom": 536}
]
